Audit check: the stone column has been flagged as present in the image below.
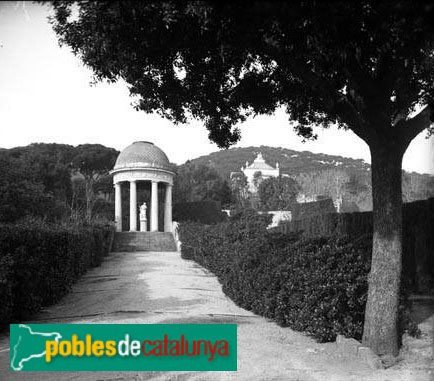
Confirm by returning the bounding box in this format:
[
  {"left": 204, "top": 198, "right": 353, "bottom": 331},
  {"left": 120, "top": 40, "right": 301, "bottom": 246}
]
[
  {"left": 115, "top": 182, "right": 122, "bottom": 232},
  {"left": 150, "top": 180, "right": 159, "bottom": 231},
  {"left": 129, "top": 180, "right": 137, "bottom": 232},
  {"left": 164, "top": 184, "right": 173, "bottom": 232}
]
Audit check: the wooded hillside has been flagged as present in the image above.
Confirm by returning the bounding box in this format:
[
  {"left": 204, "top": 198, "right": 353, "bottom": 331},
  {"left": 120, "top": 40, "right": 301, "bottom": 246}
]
[{"left": 180, "top": 146, "right": 434, "bottom": 211}]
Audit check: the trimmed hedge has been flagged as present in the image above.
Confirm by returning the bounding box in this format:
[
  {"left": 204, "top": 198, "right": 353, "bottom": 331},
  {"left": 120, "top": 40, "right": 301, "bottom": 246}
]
[
  {"left": 180, "top": 213, "right": 416, "bottom": 342},
  {"left": 273, "top": 198, "right": 433, "bottom": 240},
  {"left": 290, "top": 198, "right": 336, "bottom": 220},
  {"left": 0, "top": 222, "right": 114, "bottom": 330},
  {"left": 273, "top": 197, "right": 434, "bottom": 293},
  {"left": 275, "top": 211, "right": 372, "bottom": 238}
]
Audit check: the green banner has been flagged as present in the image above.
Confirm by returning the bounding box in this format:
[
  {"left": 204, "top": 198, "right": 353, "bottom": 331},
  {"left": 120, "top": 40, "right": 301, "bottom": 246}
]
[{"left": 10, "top": 324, "right": 237, "bottom": 372}]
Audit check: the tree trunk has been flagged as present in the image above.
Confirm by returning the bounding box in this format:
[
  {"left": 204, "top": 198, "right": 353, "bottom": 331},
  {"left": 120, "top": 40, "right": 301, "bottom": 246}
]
[
  {"left": 362, "top": 141, "right": 405, "bottom": 356},
  {"left": 85, "top": 180, "right": 94, "bottom": 224}
]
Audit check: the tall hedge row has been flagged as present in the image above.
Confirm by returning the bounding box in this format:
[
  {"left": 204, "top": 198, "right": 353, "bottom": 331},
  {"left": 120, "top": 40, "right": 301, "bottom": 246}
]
[
  {"left": 273, "top": 198, "right": 433, "bottom": 240},
  {"left": 272, "top": 197, "right": 434, "bottom": 293},
  {"left": 0, "top": 222, "right": 114, "bottom": 330},
  {"left": 180, "top": 213, "right": 415, "bottom": 342},
  {"left": 274, "top": 211, "right": 373, "bottom": 237}
]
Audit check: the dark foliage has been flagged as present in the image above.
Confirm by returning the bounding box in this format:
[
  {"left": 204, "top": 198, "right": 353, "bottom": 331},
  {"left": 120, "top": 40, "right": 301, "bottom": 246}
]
[
  {"left": 0, "top": 143, "right": 119, "bottom": 224},
  {"left": 275, "top": 211, "right": 372, "bottom": 238},
  {"left": 258, "top": 176, "right": 301, "bottom": 210},
  {"left": 274, "top": 197, "right": 434, "bottom": 294},
  {"left": 173, "top": 163, "right": 232, "bottom": 207},
  {"left": 71, "top": 144, "right": 118, "bottom": 178},
  {"left": 173, "top": 201, "right": 227, "bottom": 224},
  {"left": 48, "top": 2, "right": 434, "bottom": 147},
  {"left": 290, "top": 198, "right": 336, "bottom": 220},
  {"left": 0, "top": 150, "right": 67, "bottom": 223},
  {"left": 180, "top": 212, "right": 417, "bottom": 342},
  {"left": 7, "top": 143, "right": 75, "bottom": 203},
  {"left": 0, "top": 222, "right": 114, "bottom": 331},
  {"left": 71, "top": 144, "right": 119, "bottom": 223}
]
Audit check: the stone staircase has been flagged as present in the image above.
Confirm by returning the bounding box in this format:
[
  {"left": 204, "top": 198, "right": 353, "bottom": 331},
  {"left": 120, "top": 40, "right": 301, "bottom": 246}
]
[{"left": 112, "top": 232, "right": 177, "bottom": 252}]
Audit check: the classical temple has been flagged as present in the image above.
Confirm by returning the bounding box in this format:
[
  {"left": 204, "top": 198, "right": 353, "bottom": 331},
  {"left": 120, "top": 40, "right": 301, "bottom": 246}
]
[{"left": 110, "top": 141, "right": 174, "bottom": 233}]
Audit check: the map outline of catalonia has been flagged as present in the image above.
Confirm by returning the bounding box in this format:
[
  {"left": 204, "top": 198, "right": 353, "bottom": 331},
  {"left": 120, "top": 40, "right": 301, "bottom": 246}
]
[{"left": 10, "top": 324, "right": 62, "bottom": 371}]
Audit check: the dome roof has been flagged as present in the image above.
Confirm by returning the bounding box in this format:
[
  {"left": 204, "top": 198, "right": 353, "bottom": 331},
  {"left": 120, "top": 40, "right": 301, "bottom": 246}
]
[{"left": 114, "top": 141, "right": 172, "bottom": 171}]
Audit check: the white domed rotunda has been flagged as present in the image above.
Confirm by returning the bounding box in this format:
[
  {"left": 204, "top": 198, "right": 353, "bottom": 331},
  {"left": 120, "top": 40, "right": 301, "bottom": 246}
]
[{"left": 110, "top": 141, "right": 175, "bottom": 233}]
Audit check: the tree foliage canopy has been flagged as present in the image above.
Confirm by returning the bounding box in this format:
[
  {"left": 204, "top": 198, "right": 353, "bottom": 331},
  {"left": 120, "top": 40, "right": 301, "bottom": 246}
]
[
  {"left": 174, "top": 163, "right": 232, "bottom": 206},
  {"left": 0, "top": 144, "right": 76, "bottom": 222},
  {"left": 70, "top": 144, "right": 118, "bottom": 223},
  {"left": 50, "top": 1, "right": 434, "bottom": 148},
  {"left": 0, "top": 152, "right": 57, "bottom": 223},
  {"left": 0, "top": 143, "right": 119, "bottom": 223},
  {"left": 71, "top": 144, "right": 118, "bottom": 179},
  {"left": 258, "top": 176, "right": 300, "bottom": 210},
  {"left": 7, "top": 143, "right": 74, "bottom": 202}
]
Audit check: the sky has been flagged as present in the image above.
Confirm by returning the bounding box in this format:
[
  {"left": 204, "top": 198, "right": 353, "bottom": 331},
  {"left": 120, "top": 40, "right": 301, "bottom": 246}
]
[{"left": 0, "top": 2, "right": 433, "bottom": 174}]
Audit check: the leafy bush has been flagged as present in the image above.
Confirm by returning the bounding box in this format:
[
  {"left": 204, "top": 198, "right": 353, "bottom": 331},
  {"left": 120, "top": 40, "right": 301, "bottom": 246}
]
[
  {"left": 273, "top": 197, "right": 434, "bottom": 294},
  {"left": 180, "top": 212, "right": 414, "bottom": 343},
  {"left": 271, "top": 236, "right": 370, "bottom": 341},
  {"left": 0, "top": 221, "right": 114, "bottom": 331}
]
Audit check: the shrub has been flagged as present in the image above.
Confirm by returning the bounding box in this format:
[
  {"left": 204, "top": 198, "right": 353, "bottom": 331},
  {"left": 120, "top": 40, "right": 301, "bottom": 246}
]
[
  {"left": 0, "top": 221, "right": 114, "bottom": 331},
  {"left": 271, "top": 236, "right": 371, "bottom": 341},
  {"left": 180, "top": 213, "right": 415, "bottom": 343},
  {"left": 273, "top": 197, "right": 434, "bottom": 294}
]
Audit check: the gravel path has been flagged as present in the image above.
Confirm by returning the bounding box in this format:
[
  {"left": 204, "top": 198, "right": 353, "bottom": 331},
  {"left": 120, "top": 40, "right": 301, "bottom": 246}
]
[{"left": 0, "top": 251, "right": 431, "bottom": 381}]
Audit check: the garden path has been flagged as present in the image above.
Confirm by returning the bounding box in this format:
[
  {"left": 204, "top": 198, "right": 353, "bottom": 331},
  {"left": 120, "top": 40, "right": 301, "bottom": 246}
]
[{"left": 0, "top": 250, "right": 431, "bottom": 381}]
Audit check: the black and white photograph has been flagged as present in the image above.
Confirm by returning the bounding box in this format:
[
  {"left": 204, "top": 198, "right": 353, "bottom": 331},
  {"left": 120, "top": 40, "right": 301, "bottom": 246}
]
[{"left": 0, "top": 1, "right": 433, "bottom": 380}]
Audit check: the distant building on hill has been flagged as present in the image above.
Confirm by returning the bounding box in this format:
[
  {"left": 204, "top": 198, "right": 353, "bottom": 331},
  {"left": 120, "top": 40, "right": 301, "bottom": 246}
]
[
  {"left": 231, "top": 152, "right": 280, "bottom": 192},
  {"left": 230, "top": 153, "right": 351, "bottom": 214}
]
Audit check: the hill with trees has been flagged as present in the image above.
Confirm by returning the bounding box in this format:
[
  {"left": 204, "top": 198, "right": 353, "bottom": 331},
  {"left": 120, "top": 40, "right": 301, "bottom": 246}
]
[{"left": 179, "top": 145, "right": 434, "bottom": 211}]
